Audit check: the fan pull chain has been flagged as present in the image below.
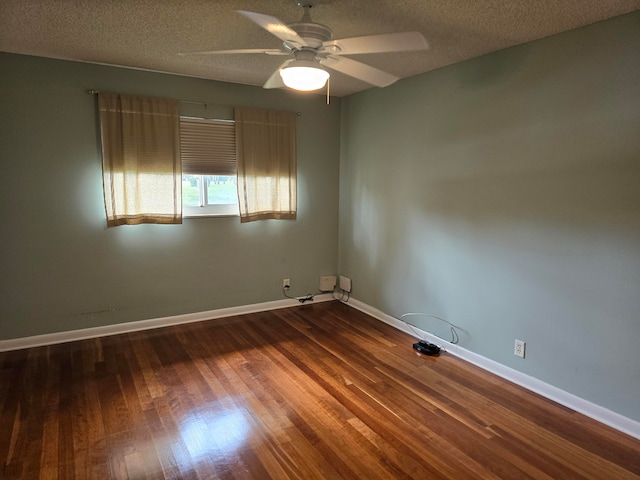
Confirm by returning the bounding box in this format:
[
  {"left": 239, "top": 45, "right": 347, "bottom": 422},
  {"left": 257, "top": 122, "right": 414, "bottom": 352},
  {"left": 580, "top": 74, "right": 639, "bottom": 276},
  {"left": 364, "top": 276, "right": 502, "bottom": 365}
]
[{"left": 326, "top": 76, "right": 330, "bottom": 105}]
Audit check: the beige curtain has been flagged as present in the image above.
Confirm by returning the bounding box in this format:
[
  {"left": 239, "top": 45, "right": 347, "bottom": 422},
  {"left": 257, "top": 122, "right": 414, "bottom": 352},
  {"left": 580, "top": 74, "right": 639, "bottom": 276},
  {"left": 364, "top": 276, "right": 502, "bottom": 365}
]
[
  {"left": 99, "top": 92, "right": 181, "bottom": 227},
  {"left": 235, "top": 107, "right": 297, "bottom": 223}
]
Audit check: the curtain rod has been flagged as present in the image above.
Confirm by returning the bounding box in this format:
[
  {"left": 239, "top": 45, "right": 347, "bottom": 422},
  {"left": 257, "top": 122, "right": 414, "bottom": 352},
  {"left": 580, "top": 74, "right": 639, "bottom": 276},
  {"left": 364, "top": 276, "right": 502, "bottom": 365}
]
[
  {"left": 86, "top": 90, "right": 302, "bottom": 116},
  {"left": 87, "top": 89, "right": 208, "bottom": 107}
]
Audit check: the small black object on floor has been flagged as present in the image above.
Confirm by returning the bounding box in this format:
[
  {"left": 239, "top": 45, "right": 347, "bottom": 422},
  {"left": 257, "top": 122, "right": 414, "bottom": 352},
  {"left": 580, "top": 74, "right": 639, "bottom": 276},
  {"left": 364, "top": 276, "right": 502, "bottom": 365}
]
[{"left": 413, "top": 340, "right": 441, "bottom": 356}]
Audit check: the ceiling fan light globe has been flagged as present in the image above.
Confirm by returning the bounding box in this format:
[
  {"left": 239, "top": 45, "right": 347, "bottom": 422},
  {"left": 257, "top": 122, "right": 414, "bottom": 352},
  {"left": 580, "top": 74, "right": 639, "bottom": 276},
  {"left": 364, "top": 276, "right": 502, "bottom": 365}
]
[{"left": 280, "top": 64, "right": 329, "bottom": 91}]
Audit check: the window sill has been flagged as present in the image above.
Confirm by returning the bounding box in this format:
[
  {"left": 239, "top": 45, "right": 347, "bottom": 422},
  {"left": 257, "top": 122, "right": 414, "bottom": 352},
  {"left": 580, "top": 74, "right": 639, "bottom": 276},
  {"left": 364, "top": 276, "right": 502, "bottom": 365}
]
[{"left": 183, "top": 203, "right": 238, "bottom": 217}]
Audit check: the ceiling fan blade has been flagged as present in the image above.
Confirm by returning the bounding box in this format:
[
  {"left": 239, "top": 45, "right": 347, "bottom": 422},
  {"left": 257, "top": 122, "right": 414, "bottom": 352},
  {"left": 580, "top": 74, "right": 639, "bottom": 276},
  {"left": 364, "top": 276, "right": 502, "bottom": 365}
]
[
  {"left": 320, "top": 56, "right": 399, "bottom": 87},
  {"left": 324, "top": 32, "right": 428, "bottom": 55},
  {"left": 178, "top": 49, "right": 288, "bottom": 56},
  {"left": 263, "top": 60, "right": 293, "bottom": 89},
  {"left": 237, "top": 10, "right": 307, "bottom": 48}
]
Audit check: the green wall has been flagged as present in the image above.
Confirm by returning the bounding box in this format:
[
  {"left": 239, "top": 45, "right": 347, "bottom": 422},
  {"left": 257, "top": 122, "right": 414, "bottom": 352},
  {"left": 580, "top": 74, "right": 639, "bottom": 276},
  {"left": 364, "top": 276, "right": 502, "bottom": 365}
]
[
  {"left": 0, "top": 53, "right": 341, "bottom": 339},
  {"left": 338, "top": 12, "right": 640, "bottom": 421}
]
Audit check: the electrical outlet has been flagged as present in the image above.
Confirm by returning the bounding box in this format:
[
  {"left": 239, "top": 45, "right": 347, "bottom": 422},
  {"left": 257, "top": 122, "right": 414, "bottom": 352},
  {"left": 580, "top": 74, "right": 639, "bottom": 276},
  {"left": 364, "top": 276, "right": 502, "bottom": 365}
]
[
  {"left": 514, "top": 339, "right": 526, "bottom": 358},
  {"left": 283, "top": 278, "right": 290, "bottom": 289}
]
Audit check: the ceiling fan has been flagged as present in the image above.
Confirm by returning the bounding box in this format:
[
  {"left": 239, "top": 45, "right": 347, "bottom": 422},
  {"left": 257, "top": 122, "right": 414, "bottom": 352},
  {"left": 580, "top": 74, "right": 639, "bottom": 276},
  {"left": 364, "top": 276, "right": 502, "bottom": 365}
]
[{"left": 181, "top": 0, "right": 429, "bottom": 92}]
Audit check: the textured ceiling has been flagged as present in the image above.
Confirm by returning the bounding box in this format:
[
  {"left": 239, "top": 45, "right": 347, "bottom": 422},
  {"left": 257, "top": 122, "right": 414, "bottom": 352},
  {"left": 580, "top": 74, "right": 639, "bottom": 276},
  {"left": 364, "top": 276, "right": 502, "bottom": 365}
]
[{"left": 1, "top": 0, "right": 639, "bottom": 97}]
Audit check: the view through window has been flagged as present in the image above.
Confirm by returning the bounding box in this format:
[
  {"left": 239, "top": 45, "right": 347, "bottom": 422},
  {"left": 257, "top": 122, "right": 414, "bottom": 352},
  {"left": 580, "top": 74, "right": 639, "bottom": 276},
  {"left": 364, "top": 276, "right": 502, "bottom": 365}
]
[{"left": 182, "top": 174, "right": 238, "bottom": 214}]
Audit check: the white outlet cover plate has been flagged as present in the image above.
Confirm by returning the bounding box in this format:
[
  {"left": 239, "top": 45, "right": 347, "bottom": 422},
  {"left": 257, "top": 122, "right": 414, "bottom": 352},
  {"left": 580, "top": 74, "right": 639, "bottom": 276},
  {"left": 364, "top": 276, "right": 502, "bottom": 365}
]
[
  {"left": 319, "top": 275, "right": 337, "bottom": 292},
  {"left": 339, "top": 275, "right": 352, "bottom": 292},
  {"left": 514, "top": 339, "right": 526, "bottom": 358}
]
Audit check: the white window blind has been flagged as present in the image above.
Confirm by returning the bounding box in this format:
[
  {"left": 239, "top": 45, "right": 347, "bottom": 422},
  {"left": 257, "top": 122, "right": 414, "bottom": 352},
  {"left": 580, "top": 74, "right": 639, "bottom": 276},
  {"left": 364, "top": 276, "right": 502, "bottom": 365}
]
[{"left": 180, "top": 117, "right": 236, "bottom": 175}]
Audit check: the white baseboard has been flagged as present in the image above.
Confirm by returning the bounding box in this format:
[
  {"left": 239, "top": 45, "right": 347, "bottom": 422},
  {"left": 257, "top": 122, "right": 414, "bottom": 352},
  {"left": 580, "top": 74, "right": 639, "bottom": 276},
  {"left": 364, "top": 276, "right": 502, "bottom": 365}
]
[
  {"left": 345, "top": 298, "right": 640, "bottom": 441},
  {"left": 0, "top": 295, "right": 333, "bottom": 353}
]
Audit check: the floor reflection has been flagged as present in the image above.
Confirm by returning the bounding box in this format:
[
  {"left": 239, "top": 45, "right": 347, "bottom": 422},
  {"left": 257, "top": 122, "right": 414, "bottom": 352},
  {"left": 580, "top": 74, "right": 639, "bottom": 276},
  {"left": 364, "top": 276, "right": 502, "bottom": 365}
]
[{"left": 179, "top": 405, "right": 251, "bottom": 461}]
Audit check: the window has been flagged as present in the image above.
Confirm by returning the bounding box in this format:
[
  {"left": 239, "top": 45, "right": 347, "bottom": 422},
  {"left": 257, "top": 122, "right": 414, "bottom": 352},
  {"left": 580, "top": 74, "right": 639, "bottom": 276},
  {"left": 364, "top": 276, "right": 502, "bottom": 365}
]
[{"left": 180, "top": 117, "right": 238, "bottom": 217}]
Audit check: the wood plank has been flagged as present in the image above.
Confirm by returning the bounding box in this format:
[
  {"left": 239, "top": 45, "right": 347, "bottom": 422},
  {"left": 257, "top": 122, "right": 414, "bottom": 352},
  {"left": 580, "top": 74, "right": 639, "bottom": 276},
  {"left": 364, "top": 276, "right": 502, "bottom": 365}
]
[{"left": 1, "top": 301, "right": 639, "bottom": 479}]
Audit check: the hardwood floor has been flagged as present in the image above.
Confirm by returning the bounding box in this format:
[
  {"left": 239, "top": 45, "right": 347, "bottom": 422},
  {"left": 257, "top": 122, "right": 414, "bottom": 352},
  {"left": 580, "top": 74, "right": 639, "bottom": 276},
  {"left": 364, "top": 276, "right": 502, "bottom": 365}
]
[{"left": 1, "top": 301, "right": 639, "bottom": 479}]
